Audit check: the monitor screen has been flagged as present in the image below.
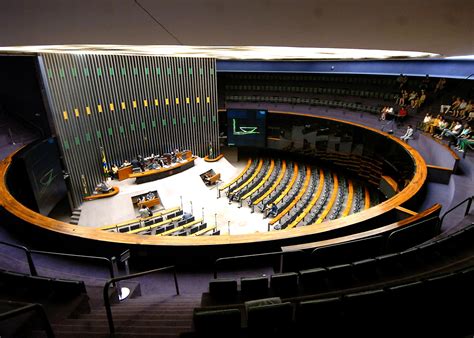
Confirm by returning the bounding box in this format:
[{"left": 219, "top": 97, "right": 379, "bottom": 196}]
[
  {"left": 227, "top": 109, "right": 267, "bottom": 148},
  {"left": 21, "top": 138, "right": 68, "bottom": 216}
]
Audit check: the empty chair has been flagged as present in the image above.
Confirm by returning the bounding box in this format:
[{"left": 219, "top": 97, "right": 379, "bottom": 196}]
[
  {"left": 326, "top": 263, "right": 354, "bottom": 290},
  {"left": 295, "top": 297, "right": 343, "bottom": 336},
  {"left": 386, "top": 281, "right": 426, "bottom": 335},
  {"left": 208, "top": 279, "right": 238, "bottom": 303},
  {"left": 193, "top": 308, "right": 242, "bottom": 337},
  {"left": 351, "top": 258, "right": 379, "bottom": 283},
  {"left": 343, "top": 289, "right": 387, "bottom": 334},
  {"left": 246, "top": 299, "right": 293, "bottom": 337},
  {"left": 270, "top": 272, "right": 298, "bottom": 297},
  {"left": 298, "top": 267, "right": 328, "bottom": 294},
  {"left": 240, "top": 276, "right": 268, "bottom": 300}
]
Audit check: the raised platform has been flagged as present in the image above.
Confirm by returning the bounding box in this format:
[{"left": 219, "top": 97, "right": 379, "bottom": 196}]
[
  {"left": 83, "top": 186, "right": 119, "bottom": 201},
  {"left": 129, "top": 157, "right": 197, "bottom": 184}
]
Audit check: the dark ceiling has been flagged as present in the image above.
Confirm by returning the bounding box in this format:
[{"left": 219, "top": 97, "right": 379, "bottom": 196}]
[{"left": 0, "top": 0, "right": 473, "bottom": 57}]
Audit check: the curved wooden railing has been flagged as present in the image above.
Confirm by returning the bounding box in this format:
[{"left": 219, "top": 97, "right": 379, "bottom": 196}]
[
  {"left": 287, "top": 169, "right": 325, "bottom": 229},
  {"left": 341, "top": 180, "right": 354, "bottom": 217},
  {"left": 282, "top": 204, "right": 442, "bottom": 252},
  {"left": 315, "top": 173, "right": 339, "bottom": 224},
  {"left": 0, "top": 111, "right": 427, "bottom": 247},
  {"left": 364, "top": 186, "right": 371, "bottom": 210},
  {"left": 219, "top": 158, "right": 252, "bottom": 191},
  {"left": 242, "top": 159, "right": 275, "bottom": 201},
  {"left": 269, "top": 166, "right": 311, "bottom": 226},
  {"left": 253, "top": 160, "right": 287, "bottom": 205}
]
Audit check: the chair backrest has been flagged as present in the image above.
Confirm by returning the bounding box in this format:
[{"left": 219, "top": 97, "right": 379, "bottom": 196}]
[
  {"left": 193, "top": 308, "right": 241, "bottom": 336},
  {"left": 270, "top": 272, "right": 298, "bottom": 297},
  {"left": 246, "top": 301, "right": 293, "bottom": 332},
  {"left": 209, "top": 279, "right": 238, "bottom": 301},
  {"left": 241, "top": 276, "right": 269, "bottom": 300},
  {"left": 298, "top": 267, "right": 328, "bottom": 294}
]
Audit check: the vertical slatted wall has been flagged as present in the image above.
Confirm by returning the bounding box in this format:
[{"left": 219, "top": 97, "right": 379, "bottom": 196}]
[{"left": 39, "top": 53, "right": 219, "bottom": 208}]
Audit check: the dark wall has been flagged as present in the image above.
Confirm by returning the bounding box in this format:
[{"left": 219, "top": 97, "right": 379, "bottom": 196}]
[{"left": 0, "top": 55, "right": 51, "bottom": 136}]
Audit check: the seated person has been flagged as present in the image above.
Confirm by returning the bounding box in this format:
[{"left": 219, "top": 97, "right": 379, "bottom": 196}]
[
  {"left": 397, "top": 106, "right": 408, "bottom": 124},
  {"left": 110, "top": 164, "right": 119, "bottom": 179},
  {"left": 131, "top": 158, "right": 140, "bottom": 170},
  {"left": 264, "top": 203, "right": 278, "bottom": 218},
  {"left": 146, "top": 192, "right": 156, "bottom": 200},
  {"left": 438, "top": 121, "right": 463, "bottom": 139},
  {"left": 400, "top": 125, "right": 414, "bottom": 142},
  {"left": 455, "top": 134, "right": 474, "bottom": 152},
  {"left": 138, "top": 205, "right": 153, "bottom": 218},
  {"left": 121, "top": 159, "right": 131, "bottom": 167},
  {"left": 96, "top": 181, "right": 112, "bottom": 193}
]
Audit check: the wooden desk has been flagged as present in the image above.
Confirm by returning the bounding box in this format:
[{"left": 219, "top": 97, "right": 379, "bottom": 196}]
[
  {"left": 84, "top": 186, "right": 119, "bottom": 201},
  {"left": 129, "top": 156, "right": 197, "bottom": 184},
  {"left": 205, "top": 173, "right": 221, "bottom": 185},
  {"left": 138, "top": 198, "right": 161, "bottom": 209},
  {"left": 118, "top": 166, "right": 132, "bottom": 181}
]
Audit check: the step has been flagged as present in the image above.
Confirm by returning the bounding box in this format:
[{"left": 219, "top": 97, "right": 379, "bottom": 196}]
[
  {"left": 43, "top": 331, "right": 180, "bottom": 337},
  {"left": 58, "top": 318, "right": 192, "bottom": 325},
  {"left": 52, "top": 323, "right": 190, "bottom": 334},
  {"left": 80, "top": 313, "right": 193, "bottom": 321},
  {"left": 70, "top": 215, "right": 80, "bottom": 220}
]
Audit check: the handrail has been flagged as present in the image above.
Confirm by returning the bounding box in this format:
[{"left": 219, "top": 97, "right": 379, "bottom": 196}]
[
  {"left": 30, "top": 249, "right": 116, "bottom": 281},
  {"left": 0, "top": 301, "right": 54, "bottom": 338},
  {"left": 213, "top": 250, "right": 302, "bottom": 279},
  {"left": 103, "top": 265, "right": 179, "bottom": 334},
  {"left": 439, "top": 196, "right": 473, "bottom": 227},
  {"left": 0, "top": 240, "right": 37, "bottom": 276}
]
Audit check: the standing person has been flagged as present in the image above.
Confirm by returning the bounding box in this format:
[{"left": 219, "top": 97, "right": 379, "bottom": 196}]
[
  {"left": 208, "top": 142, "right": 214, "bottom": 159},
  {"left": 400, "top": 125, "right": 414, "bottom": 142}
]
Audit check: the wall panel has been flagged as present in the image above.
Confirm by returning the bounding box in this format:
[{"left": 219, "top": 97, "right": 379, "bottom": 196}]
[{"left": 39, "top": 54, "right": 219, "bottom": 207}]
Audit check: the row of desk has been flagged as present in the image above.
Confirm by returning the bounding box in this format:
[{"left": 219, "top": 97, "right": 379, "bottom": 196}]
[{"left": 117, "top": 150, "right": 195, "bottom": 184}]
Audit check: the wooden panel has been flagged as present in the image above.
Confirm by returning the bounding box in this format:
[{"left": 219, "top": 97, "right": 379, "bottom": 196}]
[{"left": 117, "top": 166, "right": 132, "bottom": 181}]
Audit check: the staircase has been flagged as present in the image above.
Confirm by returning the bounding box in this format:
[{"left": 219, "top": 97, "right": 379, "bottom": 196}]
[
  {"left": 33, "top": 294, "right": 200, "bottom": 337},
  {"left": 70, "top": 209, "right": 82, "bottom": 225}
]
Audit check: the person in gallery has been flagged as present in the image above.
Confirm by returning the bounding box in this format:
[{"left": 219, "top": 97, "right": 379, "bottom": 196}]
[{"left": 400, "top": 125, "right": 414, "bottom": 142}]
